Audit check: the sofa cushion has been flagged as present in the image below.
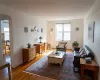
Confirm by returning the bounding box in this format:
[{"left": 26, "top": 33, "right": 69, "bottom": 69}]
[
  {"left": 79, "top": 50, "right": 85, "bottom": 57},
  {"left": 79, "top": 48, "right": 83, "bottom": 53},
  {"left": 59, "top": 42, "right": 67, "bottom": 45},
  {"left": 84, "top": 46, "right": 88, "bottom": 52},
  {"left": 85, "top": 49, "right": 90, "bottom": 55},
  {"left": 59, "top": 44, "right": 65, "bottom": 48},
  {"left": 58, "top": 42, "right": 67, "bottom": 47},
  {"left": 59, "top": 41, "right": 67, "bottom": 44}
]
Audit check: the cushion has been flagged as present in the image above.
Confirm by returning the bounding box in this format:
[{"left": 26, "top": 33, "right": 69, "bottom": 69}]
[
  {"left": 84, "top": 46, "right": 87, "bottom": 52},
  {"left": 59, "top": 42, "right": 67, "bottom": 45},
  {"left": 79, "top": 48, "right": 83, "bottom": 53},
  {"left": 79, "top": 49, "right": 86, "bottom": 57},
  {"left": 85, "top": 49, "right": 90, "bottom": 55},
  {"left": 59, "top": 44, "right": 64, "bottom": 48}
]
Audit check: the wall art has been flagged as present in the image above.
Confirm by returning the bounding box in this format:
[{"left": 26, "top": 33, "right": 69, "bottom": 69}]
[
  {"left": 41, "top": 28, "right": 43, "bottom": 33},
  {"left": 88, "top": 21, "right": 95, "bottom": 42},
  {"left": 76, "top": 27, "right": 79, "bottom": 31},
  {"left": 24, "top": 27, "right": 28, "bottom": 33}
]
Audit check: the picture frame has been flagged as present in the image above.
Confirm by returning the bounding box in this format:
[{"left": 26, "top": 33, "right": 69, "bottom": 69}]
[
  {"left": 41, "top": 28, "right": 43, "bottom": 33},
  {"left": 76, "top": 27, "right": 79, "bottom": 31},
  {"left": 31, "top": 29, "right": 34, "bottom": 32},
  {"left": 88, "top": 21, "right": 95, "bottom": 42},
  {"left": 24, "top": 27, "right": 28, "bottom": 33}
]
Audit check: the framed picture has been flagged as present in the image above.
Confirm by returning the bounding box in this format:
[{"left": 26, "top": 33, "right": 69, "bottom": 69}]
[
  {"left": 41, "top": 28, "right": 43, "bottom": 33},
  {"left": 31, "top": 29, "right": 34, "bottom": 32},
  {"left": 88, "top": 21, "right": 95, "bottom": 42},
  {"left": 34, "top": 26, "right": 37, "bottom": 31},
  {"left": 24, "top": 27, "right": 28, "bottom": 33},
  {"left": 31, "top": 26, "right": 38, "bottom": 32},
  {"left": 76, "top": 27, "right": 79, "bottom": 31}
]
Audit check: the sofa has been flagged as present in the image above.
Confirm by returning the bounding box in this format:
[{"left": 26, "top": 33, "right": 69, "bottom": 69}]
[
  {"left": 56, "top": 41, "right": 67, "bottom": 52},
  {"left": 73, "top": 45, "right": 94, "bottom": 72}
]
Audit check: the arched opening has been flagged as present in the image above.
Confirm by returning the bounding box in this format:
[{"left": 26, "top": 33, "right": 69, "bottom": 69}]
[{"left": 0, "top": 14, "right": 13, "bottom": 66}]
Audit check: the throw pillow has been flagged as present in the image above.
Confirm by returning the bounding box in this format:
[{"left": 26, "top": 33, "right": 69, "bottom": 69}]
[
  {"left": 84, "top": 46, "right": 87, "bottom": 52},
  {"left": 85, "top": 49, "right": 90, "bottom": 55},
  {"left": 79, "top": 49, "right": 84, "bottom": 55},
  {"left": 59, "top": 44, "right": 64, "bottom": 48},
  {"left": 79, "top": 48, "right": 83, "bottom": 53},
  {"left": 79, "top": 49, "right": 86, "bottom": 57}
]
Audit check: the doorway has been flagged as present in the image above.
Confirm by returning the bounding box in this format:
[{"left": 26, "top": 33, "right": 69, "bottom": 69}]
[
  {"left": 1, "top": 20, "right": 11, "bottom": 64},
  {"left": 0, "top": 15, "right": 12, "bottom": 65}
]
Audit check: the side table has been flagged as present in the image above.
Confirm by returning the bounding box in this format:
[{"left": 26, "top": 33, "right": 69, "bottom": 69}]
[{"left": 80, "top": 58, "right": 99, "bottom": 80}]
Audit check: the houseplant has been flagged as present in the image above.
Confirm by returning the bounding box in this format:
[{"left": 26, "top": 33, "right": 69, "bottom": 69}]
[
  {"left": 72, "top": 41, "right": 79, "bottom": 48},
  {"left": 27, "top": 43, "right": 31, "bottom": 48}
]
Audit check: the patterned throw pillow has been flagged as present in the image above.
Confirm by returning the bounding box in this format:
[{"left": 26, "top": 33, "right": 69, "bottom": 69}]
[
  {"left": 79, "top": 48, "right": 83, "bottom": 53},
  {"left": 79, "top": 49, "right": 86, "bottom": 57}
]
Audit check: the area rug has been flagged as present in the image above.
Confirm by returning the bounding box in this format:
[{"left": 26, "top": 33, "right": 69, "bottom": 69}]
[{"left": 25, "top": 52, "right": 80, "bottom": 80}]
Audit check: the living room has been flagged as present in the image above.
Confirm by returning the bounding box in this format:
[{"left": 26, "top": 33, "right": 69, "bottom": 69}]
[{"left": 0, "top": 0, "right": 100, "bottom": 80}]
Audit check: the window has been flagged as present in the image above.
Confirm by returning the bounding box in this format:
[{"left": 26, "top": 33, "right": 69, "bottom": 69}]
[
  {"left": 4, "top": 27, "right": 10, "bottom": 40},
  {"left": 56, "top": 23, "right": 71, "bottom": 41},
  {"left": 4, "top": 27, "right": 9, "bottom": 32}
]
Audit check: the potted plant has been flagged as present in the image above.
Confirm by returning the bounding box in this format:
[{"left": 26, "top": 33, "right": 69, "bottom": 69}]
[
  {"left": 27, "top": 43, "right": 31, "bottom": 48},
  {"left": 72, "top": 41, "right": 79, "bottom": 48}
]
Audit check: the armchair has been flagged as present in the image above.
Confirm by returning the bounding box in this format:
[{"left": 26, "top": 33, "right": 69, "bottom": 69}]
[{"left": 56, "top": 42, "right": 67, "bottom": 52}]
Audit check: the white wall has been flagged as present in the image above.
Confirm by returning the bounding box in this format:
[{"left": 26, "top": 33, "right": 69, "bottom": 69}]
[
  {"left": 0, "top": 4, "right": 47, "bottom": 68},
  {"left": 84, "top": 0, "right": 100, "bottom": 79},
  {"left": 47, "top": 19, "right": 84, "bottom": 49}
]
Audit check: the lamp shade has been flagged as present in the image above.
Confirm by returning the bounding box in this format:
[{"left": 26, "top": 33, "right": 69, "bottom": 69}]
[{"left": 39, "top": 36, "right": 42, "bottom": 39}]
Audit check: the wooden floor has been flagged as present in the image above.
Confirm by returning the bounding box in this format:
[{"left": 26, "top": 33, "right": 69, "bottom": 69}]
[{"left": 0, "top": 50, "right": 72, "bottom": 80}]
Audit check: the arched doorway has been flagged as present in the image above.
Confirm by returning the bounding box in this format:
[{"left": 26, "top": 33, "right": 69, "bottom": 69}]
[{"left": 0, "top": 14, "right": 12, "bottom": 66}]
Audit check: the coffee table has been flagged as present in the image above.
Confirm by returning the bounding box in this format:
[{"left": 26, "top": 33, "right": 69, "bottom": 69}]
[{"left": 48, "top": 51, "right": 65, "bottom": 65}]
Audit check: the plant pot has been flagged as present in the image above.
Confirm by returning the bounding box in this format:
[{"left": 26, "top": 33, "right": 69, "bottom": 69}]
[{"left": 73, "top": 46, "right": 80, "bottom": 51}]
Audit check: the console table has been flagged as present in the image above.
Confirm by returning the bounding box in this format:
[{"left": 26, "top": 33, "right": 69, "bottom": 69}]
[
  {"left": 34, "top": 43, "right": 46, "bottom": 54},
  {"left": 80, "top": 58, "right": 99, "bottom": 80},
  {"left": 0, "top": 62, "right": 11, "bottom": 80}
]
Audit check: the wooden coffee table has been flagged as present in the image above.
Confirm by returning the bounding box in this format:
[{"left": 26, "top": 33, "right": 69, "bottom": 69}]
[{"left": 48, "top": 51, "right": 65, "bottom": 65}]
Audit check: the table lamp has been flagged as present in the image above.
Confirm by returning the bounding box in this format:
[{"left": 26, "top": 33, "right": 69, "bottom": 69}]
[{"left": 39, "top": 36, "right": 42, "bottom": 43}]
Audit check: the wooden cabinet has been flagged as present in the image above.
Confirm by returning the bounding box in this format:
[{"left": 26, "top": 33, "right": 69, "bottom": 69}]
[
  {"left": 34, "top": 44, "right": 40, "bottom": 53},
  {"left": 80, "top": 58, "right": 99, "bottom": 80},
  {"left": 34, "top": 43, "right": 46, "bottom": 54},
  {"left": 22, "top": 46, "right": 36, "bottom": 63}
]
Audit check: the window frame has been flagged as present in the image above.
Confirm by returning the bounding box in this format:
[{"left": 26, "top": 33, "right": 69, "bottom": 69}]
[{"left": 55, "top": 23, "right": 71, "bottom": 41}]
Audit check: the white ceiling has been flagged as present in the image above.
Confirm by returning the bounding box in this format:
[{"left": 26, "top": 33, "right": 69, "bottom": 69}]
[{"left": 1, "top": 0, "right": 95, "bottom": 20}]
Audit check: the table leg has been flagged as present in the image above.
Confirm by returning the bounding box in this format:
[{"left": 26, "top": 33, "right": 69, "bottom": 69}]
[
  {"left": 81, "top": 66, "right": 84, "bottom": 80},
  {"left": 8, "top": 64, "right": 11, "bottom": 80},
  {"left": 94, "top": 71, "right": 98, "bottom": 80}
]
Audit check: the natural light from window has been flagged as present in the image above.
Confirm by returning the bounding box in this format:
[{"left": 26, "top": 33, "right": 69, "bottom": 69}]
[
  {"left": 56, "top": 23, "right": 71, "bottom": 41},
  {"left": 4, "top": 27, "right": 10, "bottom": 40}
]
